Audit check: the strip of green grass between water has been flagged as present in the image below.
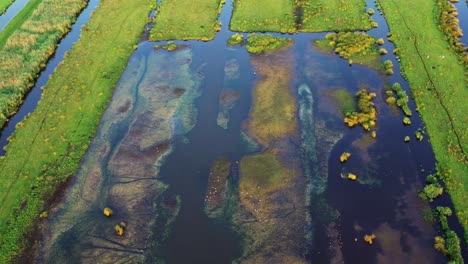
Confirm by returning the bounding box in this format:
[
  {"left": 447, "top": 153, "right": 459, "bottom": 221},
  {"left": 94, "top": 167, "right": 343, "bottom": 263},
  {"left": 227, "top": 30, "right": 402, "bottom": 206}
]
[
  {"left": 377, "top": 0, "right": 468, "bottom": 243},
  {"left": 0, "top": 0, "right": 153, "bottom": 261},
  {"left": 0, "top": 0, "right": 88, "bottom": 130}
]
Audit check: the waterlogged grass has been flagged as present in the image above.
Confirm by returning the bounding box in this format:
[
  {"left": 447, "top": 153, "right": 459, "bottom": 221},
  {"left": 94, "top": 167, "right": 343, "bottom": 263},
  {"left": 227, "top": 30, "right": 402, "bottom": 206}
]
[
  {"left": 230, "top": 0, "right": 296, "bottom": 33},
  {"left": 377, "top": 0, "right": 468, "bottom": 241},
  {"left": 239, "top": 152, "right": 293, "bottom": 204},
  {"left": 328, "top": 88, "right": 356, "bottom": 115},
  {"left": 0, "top": 0, "right": 15, "bottom": 14},
  {"left": 0, "top": 0, "right": 152, "bottom": 260},
  {"left": 314, "top": 32, "right": 382, "bottom": 69},
  {"left": 150, "top": 0, "right": 223, "bottom": 41},
  {"left": 299, "top": 0, "right": 374, "bottom": 32},
  {"left": 0, "top": 0, "right": 88, "bottom": 129},
  {"left": 245, "top": 34, "right": 293, "bottom": 54},
  {"left": 246, "top": 48, "right": 296, "bottom": 146}
]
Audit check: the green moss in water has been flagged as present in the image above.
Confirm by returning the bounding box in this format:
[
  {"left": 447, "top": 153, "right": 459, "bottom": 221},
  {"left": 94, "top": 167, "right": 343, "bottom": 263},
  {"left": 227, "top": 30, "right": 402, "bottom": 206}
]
[{"left": 329, "top": 88, "right": 356, "bottom": 114}]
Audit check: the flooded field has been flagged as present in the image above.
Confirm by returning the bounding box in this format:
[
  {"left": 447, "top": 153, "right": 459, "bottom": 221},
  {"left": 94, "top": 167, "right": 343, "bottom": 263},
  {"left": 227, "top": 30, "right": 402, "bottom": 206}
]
[{"left": 2, "top": 0, "right": 462, "bottom": 263}]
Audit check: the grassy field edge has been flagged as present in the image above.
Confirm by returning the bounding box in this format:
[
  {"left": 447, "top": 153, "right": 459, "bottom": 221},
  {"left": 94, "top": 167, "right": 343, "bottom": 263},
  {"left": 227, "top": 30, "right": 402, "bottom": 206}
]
[
  {"left": 376, "top": 0, "right": 468, "bottom": 242},
  {"left": 0, "top": 0, "right": 153, "bottom": 261}
]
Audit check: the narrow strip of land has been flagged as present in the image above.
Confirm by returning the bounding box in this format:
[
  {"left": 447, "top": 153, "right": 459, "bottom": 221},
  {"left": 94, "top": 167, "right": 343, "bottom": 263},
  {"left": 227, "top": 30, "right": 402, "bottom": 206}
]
[
  {"left": 0, "top": 0, "right": 152, "bottom": 261},
  {"left": 0, "top": 0, "right": 15, "bottom": 14},
  {"left": 377, "top": 0, "right": 468, "bottom": 240},
  {"left": 0, "top": 0, "right": 88, "bottom": 129},
  {"left": 150, "top": 0, "right": 223, "bottom": 41}
]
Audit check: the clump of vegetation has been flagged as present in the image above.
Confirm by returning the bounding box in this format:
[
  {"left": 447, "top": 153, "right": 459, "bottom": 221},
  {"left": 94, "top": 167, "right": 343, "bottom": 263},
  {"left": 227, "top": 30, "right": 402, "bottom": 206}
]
[
  {"left": 154, "top": 41, "right": 178, "bottom": 51},
  {"left": 340, "top": 152, "right": 351, "bottom": 162},
  {"left": 403, "top": 116, "right": 411, "bottom": 125},
  {"left": 315, "top": 32, "right": 381, "bottom": 69},
  {"left": 385, "top": 83, "right": 412, "bottom": 116},
  {"left": 419, "top": 175, "right": 444, "bottom": 201},
  {"left": 343, "top": 89, "right": 377, "bottom": 131},
  {"left": 376, "top": 38, "right": 385, "bottom": 45},
  {"left": 348, "top": 173, "right": 357, "bottom": 181},
  {"left": 404, "top": 136, "right": 410, "bottom": 142},
  {"left": 364, "top": 234, "right": 376, "bottom": 244},
  {"left": 150, "top": 0, "right": 224, "bottom": 41},
  {"left": 230, "top": 0, "right": 296, "bottom": 33},
  {"left": 437, "top": 0, "right": 468, "bottom": 66},
  {"left": 367, "top": 8, "right": 375, "bottom": 15},
  {"left": 245, "top": 34, "right": 293, "bottom": 54},
  {"left": 434, "top": 236, "right": 448, "bottom": 255},
  {"left": 0, "top": 0, "right": 89, "bottom": 129},
  {"left": 227, "top": 34, "right": 243, "bottom": 45},
  {"left": 379, "top": 48, "right": 388, "bottom": 55},
  {"left": 383, "top": 60, "right": 394, "bottom": 75},
  {"left": 103, "top": 207, "right": 113, "bottom": 217},
  {"left": 415, "top": 129, "right": 424, "bottom": 141},
  {"left": 432, "top": 206, "right": 464, "bottom": 263}
]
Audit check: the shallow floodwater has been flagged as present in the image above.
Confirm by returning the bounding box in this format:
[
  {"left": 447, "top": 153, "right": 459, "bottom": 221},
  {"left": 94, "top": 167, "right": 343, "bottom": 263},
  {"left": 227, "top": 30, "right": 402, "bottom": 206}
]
[{"left": 34, "top": 0, "right": 466, "bottom": 263}]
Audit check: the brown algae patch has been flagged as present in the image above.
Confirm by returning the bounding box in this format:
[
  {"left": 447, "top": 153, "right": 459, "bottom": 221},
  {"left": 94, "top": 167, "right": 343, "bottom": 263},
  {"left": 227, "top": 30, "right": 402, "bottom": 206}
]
[
  {"left": 204, "top": 157, "right": 231, "bottom": 217},
  {"left": 40, "top": 48, "right": 201, "bottom": 262}
]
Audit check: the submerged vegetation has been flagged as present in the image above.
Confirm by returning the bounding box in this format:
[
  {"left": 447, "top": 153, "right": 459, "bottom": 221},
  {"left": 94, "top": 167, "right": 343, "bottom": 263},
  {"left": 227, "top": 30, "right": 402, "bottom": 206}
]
[
  {"left": 150, "top": 0, "right": 224, "bottom": 41},
  {"left": 343, "top": 89, "right": 377, "bottom": 131},
  {"left": 0, "top": 0, "right": 153, "bottom": 261},
  {"left": 0, "top": 0, "right": 88, "bottom": 129},
  {"left": 377, "top": 0, "right": 468, "bottom": 239},
  {"left": 315, "top": 32, "right": 382, "bottom": 69},
  {"left": 245, "top": 34, "right": 293, "bottom": 54}
]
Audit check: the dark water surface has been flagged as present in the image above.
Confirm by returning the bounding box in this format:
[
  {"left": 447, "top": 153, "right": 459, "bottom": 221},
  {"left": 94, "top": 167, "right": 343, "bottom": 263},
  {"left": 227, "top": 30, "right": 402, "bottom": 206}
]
[{"left": 0, "top": 0, "right": 463, "bottom": 262}]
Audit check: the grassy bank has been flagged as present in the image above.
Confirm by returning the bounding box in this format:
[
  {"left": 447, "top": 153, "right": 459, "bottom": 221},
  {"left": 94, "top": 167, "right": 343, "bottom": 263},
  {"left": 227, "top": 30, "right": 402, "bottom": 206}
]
[
  {"left": 376, "top": 0, "right": 468, "bottom": 241},
  {"left": 299, "top": 0, "right": 374, "bottom": 32},
  {"left": 230, "top": 0, "right": 296, "bottom": 33},
  {"left": 150, "top": 0, "right": 223, "bottom": 41},
  {"left": 0, "top": 0, "right": 15, "bottom": 14},
  {"left": 0, "top": 0, "right": 152, "bottom": 261},
  {"left": 0, "top": 0, "right": 88, "bottom": 129}
]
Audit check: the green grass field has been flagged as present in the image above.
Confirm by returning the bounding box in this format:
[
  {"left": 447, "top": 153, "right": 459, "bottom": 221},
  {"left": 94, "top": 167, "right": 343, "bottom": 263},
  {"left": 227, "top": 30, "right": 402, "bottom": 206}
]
[
  {"left": 150, "top": 0, "right": 223, "bottom": 41},
  {"left": 377, "top": 0, "right": 468, "bottom": 241},
  {"left": 0, "top": 0, "right": 88, "bottom": 129},
  {"left": 0, "top": 0, "right": 15, "bottom": 14},
  {"left": 299, "top": 0, "right": 374, "bottom": 32},
  {"left": 230, "top": 0, "right": 296, "bottom": 33},
  {"left": 0, "top": 0, "right": 152, "bottom": 261}
]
